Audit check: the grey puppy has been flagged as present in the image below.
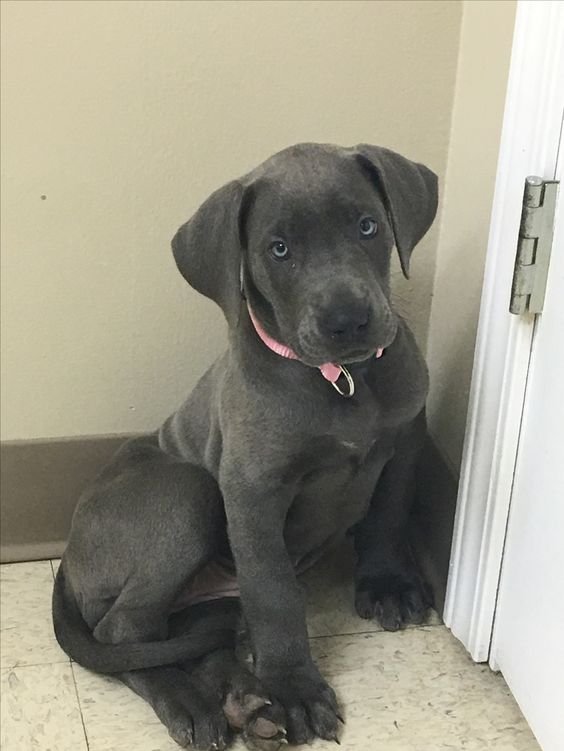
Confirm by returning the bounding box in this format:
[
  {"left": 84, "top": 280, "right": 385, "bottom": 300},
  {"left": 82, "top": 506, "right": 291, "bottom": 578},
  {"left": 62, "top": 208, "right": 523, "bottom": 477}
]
[{"left": 53, "top": 143, "right": 438, "bottom": 750}]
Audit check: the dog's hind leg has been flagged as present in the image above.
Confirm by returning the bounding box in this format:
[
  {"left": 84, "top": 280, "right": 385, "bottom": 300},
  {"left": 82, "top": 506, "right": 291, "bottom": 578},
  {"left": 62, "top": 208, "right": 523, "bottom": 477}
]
[
  {"left": 168, "top": 601, "right": 287, "bottom": 750},
  {"left": 118, "top": 648, "right": 287, "bottom": 751},
  {"left": 65, "top": 435, "right": 226, "bottom": 649},
  {"left": 115, "top": 601, "right": 240, "bottom": 750},
  {"left": 120, "top": 665, "right": 231, "bottom": 751}
]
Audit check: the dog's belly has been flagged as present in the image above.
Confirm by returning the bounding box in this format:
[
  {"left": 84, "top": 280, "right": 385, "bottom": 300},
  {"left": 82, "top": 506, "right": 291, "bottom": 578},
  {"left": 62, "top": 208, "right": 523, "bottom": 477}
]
[{"left": 171, "top": 558, "right": 240, "bottom": 610}]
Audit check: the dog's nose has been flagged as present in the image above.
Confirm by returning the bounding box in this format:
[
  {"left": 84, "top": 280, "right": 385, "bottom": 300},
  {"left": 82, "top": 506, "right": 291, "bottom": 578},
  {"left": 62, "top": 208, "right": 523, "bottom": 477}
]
[{"left": 323, "top": 305, "right": 370, "bottom": 340}]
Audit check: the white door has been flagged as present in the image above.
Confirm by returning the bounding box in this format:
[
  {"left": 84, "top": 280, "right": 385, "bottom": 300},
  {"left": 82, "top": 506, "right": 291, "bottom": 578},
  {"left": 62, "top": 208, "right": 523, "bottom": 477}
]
[
  {"left": 489, "top": 142, "right": 564, "bottom": 751},
  {"left": 443, "top": 4, "right": 564, "bottom": 749},
  {"left": 444, "top": 2, "right": 564, "bottom": 669}
]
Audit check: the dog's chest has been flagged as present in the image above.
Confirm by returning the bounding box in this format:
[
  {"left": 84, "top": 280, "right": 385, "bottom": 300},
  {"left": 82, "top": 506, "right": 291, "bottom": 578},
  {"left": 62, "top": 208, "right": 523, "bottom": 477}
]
[
  {"left": 282, "top": 353, "right": 425, "bottom": 565},
  {"left": 283, "top": 428, "right": 394, "bottom": 564},
  {"left": 324, "top": 368, "right": 409, "bottom": 453}
]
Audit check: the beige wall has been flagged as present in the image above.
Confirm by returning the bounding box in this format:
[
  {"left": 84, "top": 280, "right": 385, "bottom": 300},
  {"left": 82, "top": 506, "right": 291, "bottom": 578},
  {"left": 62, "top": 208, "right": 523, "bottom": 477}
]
[
  {"left": 426, "top": 0, "right": 516, "bottom": 471},
  {"left": 1, "top": 0, "right": 462, "bottom": 440}
]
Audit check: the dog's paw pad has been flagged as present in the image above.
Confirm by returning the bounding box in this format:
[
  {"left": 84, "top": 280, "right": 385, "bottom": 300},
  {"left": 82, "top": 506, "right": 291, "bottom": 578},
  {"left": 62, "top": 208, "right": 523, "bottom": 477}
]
[
  {"left": 243, "top": 703, "right": 287, "bottom": 751},
  {"left": 223, "top": 690, "right": 272, "bottom": 729}
]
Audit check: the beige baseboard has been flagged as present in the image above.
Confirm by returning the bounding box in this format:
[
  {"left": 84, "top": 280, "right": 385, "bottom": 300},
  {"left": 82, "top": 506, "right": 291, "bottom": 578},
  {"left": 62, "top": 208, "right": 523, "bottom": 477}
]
[
  {"left": 1, "top": 433, "right": 458, "bottom": 615},
  {"left": 0, "top": 434, "right": 133, "bottom": 563},
  {"left": 0, "top": 541, "right": 67, "bottom": 564}
]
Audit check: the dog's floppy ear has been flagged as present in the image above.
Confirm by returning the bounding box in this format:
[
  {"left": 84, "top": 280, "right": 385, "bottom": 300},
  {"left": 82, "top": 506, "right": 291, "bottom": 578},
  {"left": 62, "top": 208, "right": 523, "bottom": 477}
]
[
  {"left": 354, "top": 145, "right": 438, "bottom": 278},
  {"left": 171, "top": 180, "right": 249, "bottom": 323}
]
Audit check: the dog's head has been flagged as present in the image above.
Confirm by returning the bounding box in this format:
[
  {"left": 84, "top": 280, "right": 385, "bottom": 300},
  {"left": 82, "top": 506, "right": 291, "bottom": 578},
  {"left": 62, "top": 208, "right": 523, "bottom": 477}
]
[{"left": 172, "top": 143, "right": 437, "bottom": 367}]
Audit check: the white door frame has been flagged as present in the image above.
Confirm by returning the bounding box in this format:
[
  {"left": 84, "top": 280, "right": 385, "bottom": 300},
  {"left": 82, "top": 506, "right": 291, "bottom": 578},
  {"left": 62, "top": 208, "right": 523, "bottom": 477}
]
[{"left": 443, "top": 0, "right": 564, "bottom": 663}]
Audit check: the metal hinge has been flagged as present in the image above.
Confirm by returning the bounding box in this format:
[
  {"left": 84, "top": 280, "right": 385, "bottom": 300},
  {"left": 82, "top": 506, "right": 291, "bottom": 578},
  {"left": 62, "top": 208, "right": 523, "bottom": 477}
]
[{"left": 510, "top": 176, "right": 559, "bottom": 315}]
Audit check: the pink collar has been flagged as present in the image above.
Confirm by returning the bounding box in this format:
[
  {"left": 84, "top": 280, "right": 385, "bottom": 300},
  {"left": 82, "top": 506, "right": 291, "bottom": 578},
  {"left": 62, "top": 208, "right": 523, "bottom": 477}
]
[{"left": 247, "top": 305, "right": 383, "bottom": 388}]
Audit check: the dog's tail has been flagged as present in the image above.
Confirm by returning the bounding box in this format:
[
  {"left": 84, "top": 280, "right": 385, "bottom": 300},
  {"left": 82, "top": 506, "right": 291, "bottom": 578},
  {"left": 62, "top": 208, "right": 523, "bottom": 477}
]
[{"left": 52, "top": 565, "right": 235, "bottom": 674}]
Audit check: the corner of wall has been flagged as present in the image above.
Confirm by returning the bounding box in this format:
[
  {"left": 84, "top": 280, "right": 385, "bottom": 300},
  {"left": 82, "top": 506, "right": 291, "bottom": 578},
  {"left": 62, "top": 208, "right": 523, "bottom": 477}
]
[{"left": 425, "top": 0, "right": 517, "bottom": 472}]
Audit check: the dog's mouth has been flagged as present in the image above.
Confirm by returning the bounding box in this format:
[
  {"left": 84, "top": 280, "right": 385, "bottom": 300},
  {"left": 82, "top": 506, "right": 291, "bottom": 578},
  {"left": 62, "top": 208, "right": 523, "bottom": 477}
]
[
  {"left": 295, "top": 338, "right": 393, "bottom": 370},
  {"left": 295, "top": 322, "right": 397, "bottom": 369},
  {"left": 342, "top": 347, "right": 383, "bottom": 364}
]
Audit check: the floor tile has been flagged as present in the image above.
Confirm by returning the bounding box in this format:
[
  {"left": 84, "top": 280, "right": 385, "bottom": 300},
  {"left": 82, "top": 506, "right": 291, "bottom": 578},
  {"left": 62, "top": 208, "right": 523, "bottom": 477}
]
[
  {"left": 0, "top": 662, "right": 87, "bottom": 751},
  {"left": 306, "top": 627, "right": 540, "bottom": 751},
  {"left": 304, "top": 541, "right": 440, "bottom": 638},
  {"left": 75, "top": 626, "right": 538, "bottom": 751},
  {"left": 0, "top": 559, "right": 537, "bottom": 751},
  {"left": 0, "top": 561, "right": 68, "bottom": 669}
]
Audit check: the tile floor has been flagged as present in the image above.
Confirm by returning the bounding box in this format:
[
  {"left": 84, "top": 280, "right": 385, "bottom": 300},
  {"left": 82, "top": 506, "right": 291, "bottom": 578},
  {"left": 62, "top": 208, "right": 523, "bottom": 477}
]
[{"left": 1, "top": 549, "right": 540, "bottom": 751}]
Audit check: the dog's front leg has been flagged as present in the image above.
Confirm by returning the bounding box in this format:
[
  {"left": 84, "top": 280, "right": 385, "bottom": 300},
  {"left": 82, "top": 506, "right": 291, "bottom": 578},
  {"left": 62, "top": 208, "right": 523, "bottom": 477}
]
[
  {"left": 353, "top": 409, "right": 432, "bottom": 630},
  {"left": 222, "top": 476, "right": 341, "bottom": 745}
]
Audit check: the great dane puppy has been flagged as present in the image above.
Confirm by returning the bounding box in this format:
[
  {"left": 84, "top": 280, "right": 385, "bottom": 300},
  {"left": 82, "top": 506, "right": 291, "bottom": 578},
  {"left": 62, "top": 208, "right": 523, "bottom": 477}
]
[{"left": 53, "top": 143, "right": 438, "bottom": 750}]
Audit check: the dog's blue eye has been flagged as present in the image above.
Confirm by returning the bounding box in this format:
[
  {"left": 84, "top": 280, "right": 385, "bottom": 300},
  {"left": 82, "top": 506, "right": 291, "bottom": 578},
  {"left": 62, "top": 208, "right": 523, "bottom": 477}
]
[
  {"left": 270, "top": 240, "right": 289, "bottom": 260},
  {"left": 359, "top": 217, "right": 378, "bottom": 237}
]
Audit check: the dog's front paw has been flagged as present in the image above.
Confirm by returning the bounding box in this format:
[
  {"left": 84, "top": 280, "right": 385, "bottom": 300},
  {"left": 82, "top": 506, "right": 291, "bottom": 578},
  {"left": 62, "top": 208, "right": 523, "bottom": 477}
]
[
  {"left": 355, "top": 568, "right": 432, "bottom": 631},
  {"left": 257, "top": 664, "right": 342, "bottom": 746}
]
